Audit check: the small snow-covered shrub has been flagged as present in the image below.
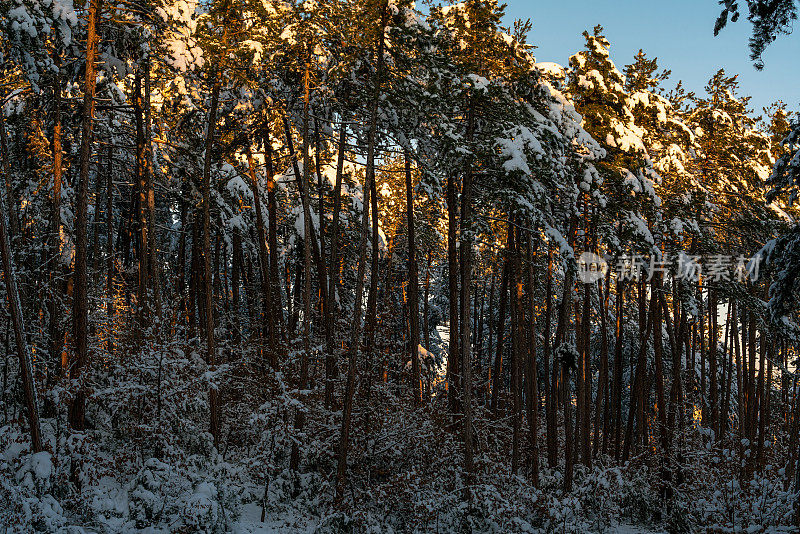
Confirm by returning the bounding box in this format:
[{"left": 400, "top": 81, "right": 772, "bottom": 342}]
[
  {"left": 183, "top": 481, "right": 223, "bottom": 533},
  {"left": 0, "top": 426, "right": 68, "bottom": 532}
]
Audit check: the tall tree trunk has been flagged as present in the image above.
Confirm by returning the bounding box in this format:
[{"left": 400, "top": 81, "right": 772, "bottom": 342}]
[
  {"left": 510, "top": 225, "right": 521, "bottom": 473},
  {"left": 336, "top": 3, "right": 387, "bottom": 496},
  {"left": 265, "top": 136, "right": 284, "bottom": 339},
  {"left": 490, "top": 251, "right": 509, "bottom": 417},
  {"left": 91, "top": 149, "right": 104, "bottom": 275},
  {"left": 424, "top": 252, "right": 431, "bottom": 354},
  {"left": 720, "top": 300, "right": 732, "bottom": 440},
  {"left": 49, "top": 73, "right": 64, "bottom": 381},
  {"left": 0, "top": 125, "right": 42, "bottom": 452},
  {"left": 612, "top": 280, "right": 625, "bottom": 460},
  {"left": 202, "top": 74, "right": 222, "bottom": 447},
  {"left": 459, "top": 97, "right": 476, "bottom": 492},
  {"left": 144, "top": 61, "right": 159, "bottom": 317},
  {"left": 246, "top": 145, "right": 275, "bottom": 362},
  {"left": 544, "top": 246, "right": 557, "bottom": 467},
  {"left": 283, "top": 116, "right": 328, "bottom": 340},
  {"left": 580, "top": 274, "right": 591, "bottom": 466},
  {"left": 363, "top": 136, "right": 380, "bottom": 375},
  {"left": 700, "top": 278, "right": 707, "bottom": 426},
  {"left": 105, "top": 139, "right": 114, "bottom": 355},
  {"left": 710, "top": 288, "right": 719, "bottom": 434},
  {"left": 665, "top": 289, "right": 684, "bottom": 447},
  {"left": 487, "top": 272, "right": 495, "bottom": 385},
  {"left": 594, "top": 269, "right": 610, "bottom": 457},
  {"left": 69, "top": 0, "right": 102, "bottom": 430},
  {"left": 324, "top": 113, "right": 347, "bottom": 407},
  {"left": 405, "top": 149, "right": 421, "bottom": 404},
  {"left": 525, "top": 234, "right": 539, "bottom": 485},
  {"left": 446, "top": 170, "right": 460, "bottom": 415},
  {"left": 290, "top": 61, "right": 316, "bottom": 474},
  {"left": 623, "top": 292, "right": 655, "bottom": 461},
  {"left": 0, "top": 106, "right": 20, "bottom": 240},
  {"left": 755, "top": 331, "right": 766, "bottom": 470},
  {"left": 555, "top": 261, "right": 576, "bottom": 490},
  {"left": 652, "top": 276, "right": 668, "bottom": 453},
  {"left": 231, "top": 229, "right": 241, "bottom": 341},
  {"left": 134, "top": 70, "right": 149, "bottom": 327}
]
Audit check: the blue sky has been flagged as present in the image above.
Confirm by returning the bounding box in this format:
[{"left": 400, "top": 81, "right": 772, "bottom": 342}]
[{"left": 501, "top": 0, "right": 799, "bottom": 118}]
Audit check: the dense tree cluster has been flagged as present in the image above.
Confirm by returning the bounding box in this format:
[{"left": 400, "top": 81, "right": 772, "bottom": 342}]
[{"left": 0, "top": 0, "right": 799, "bottom": 531}]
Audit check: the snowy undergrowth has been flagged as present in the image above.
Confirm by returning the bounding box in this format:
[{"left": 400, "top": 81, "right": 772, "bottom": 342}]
[{"left": 2, "top": 343, "right": 798, "bottom": 533}]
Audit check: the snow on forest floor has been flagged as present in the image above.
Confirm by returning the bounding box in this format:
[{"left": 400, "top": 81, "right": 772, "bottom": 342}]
[{"left": 232, "top": 508, "right": 669, "bottom": 534}]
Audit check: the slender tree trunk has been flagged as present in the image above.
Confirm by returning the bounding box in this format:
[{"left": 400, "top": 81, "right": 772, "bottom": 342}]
[
  {"left": 525, "top": 234, "right": 539, "bottom": 485},
  {"left": 405, "top": 149, "right": 421, "bottom": 404},
  {"left": 91, "top": 149, "right": 104, "bottom": 275},
  {"left": 231, "top": 228, "right": 241, "bottom": 342},
  {"left": 562, "top": 348, "right": 574, "bottom": 492},
  {"left": 612, "top": 280, "right": 625, "bottom": 460},
  {"left": 700, "top": 278, "right": 707, "bottom": 426},
  {"left": 0, "top": 126, "right": 42, "bottom": 452},
  {"left": 324, "top": 113, "right": 347, "bottom": 406},
  {"left": 710, "top": 288, "right": 719, "bottom": 435},
  {"left": 202, "top": 74, "right": 222, "bottom": 447},
  {"left": 290, "top": 61, "right": 316, "bottom": 474},
  {"left": 510, "top": 225, "right": 521, "bottom": 473},
  {"left": 580, "top": 275, "right": 591, "bottom": 466},
  {"left": 543, "top": 246, "right": 557, "bottom": 467},
  {"left": 283, "top": 115, "right": 329, "bottom": 340},
  {"left": 336, "top": 3, "right": 387, "bottom": 496},
  {"left": 594, "top": 270, "right": 610, "bottom": 457},
  {"left": 652, "top": 276, "right": 668, "bottom": 453},
  {"left": 424, "top": 252, "right": 431, "bottom": 354},
  {"left": 134, "top": 70, "right": 149, "bottom": 327},
  {"left": 476, "top": 282, "right": 485, "bottom": 371},
  {"left": 487, "top": 273, "right": 495, "bottom": 384},
  {"left": 721, "top": 300, "right": 732, "bottom": 440},
  {"left": 665, "top": 290, "right": 684, "bottom": 447},
  {"left": 756, "top": 331, "right": 766, "bottom": 470},
  {"left": 0, "top": 106, "right": 20, "bottom": 240},
  {"left": 246, "top": 146, "right": 275, "bottom": 361},
  {"left": 734, "top": 303, "right": 742, "bottom": 440},
  {"left": 144, "top": 61, "right": 159, "bottom": 317},
  {"left": 623, "top": 292, "right": 655, "bottom": 462},
  {"left": 446, "top": 170, "right": 460, "bottom": 415},
  {"left": 556, "top": 261, "right": 576, "bottom": 490},
  {"left": 490, "top": 253, "right": 509, "bottom": 417},
  {"left": 105, "top": 139, "right": 115, "bottom": 354},
  {"left": 264, "top": 136, "right": 284, "bottom": 340},
  {"left": 748, "top": 313, "right": 758, "bottom": 466},
  {"left": 458, "top": 97, "right": 476, "bottom": 494},
  {"left": 69, "top": 0, "right": 102, "bottom": 431},
  {"left": 49, "top": 73, "right": 64, "bottom": 380}
]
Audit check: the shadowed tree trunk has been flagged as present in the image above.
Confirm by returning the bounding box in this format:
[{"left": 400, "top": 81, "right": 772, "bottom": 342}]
[
  {"left": 245, "top": 143, "right": 275, "bottom": 362},
  {"left": 324, "top": 113, "right": 348, "bottom": 408},
  {"left": 202, "top": 73, "right": 222, "bottom": 447},
  {"left": 405, "top": 149, "right": 421, "bottom": 404},
  {"left": 544, "top": 245, "right": 557, "bottom": 467},
  {"left": 336, "top": 2, "right": 387, "bottom": 497},
  {"left": 525, "top": 234, "right": 539, "bottom": 486},
  {"left": 490, "top": 249, "right": 509, "bottom": 417},
  {"left": 69, "top": 0, "right": 103, "bottom": 431},
  {"left": 0, "top": 127, "right": 41, "bottom": 452},
  {"left": 48, "top": 72, "right": 65, "bottom": 381},
  {"left": 105, "top": 137, "right": 115, "bottom": 355},
  {"left": 446, "top": 169, "right": 460, "bottom": 415}
]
